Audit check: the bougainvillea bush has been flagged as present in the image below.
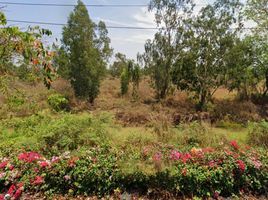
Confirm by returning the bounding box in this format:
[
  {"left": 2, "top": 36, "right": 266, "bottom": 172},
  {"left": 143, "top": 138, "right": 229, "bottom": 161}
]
[{"left": 0, "top": 142, "right": 267, "bottom": 199}]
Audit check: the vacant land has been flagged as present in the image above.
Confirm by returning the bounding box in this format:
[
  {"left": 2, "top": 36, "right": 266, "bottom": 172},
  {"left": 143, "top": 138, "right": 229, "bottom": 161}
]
[{"left": 0, "top": 77, "right": 267, "bottom": 199}]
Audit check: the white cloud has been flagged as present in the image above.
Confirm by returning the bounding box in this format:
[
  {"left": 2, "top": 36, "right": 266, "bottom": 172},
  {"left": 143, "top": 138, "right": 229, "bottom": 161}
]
[{"left": 133, "top": 7, "right": 155, "bottom": 27}]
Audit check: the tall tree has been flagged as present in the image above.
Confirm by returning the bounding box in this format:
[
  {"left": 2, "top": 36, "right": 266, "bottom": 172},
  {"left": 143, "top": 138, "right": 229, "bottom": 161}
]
[
  {"left": 225, "top": 37, "right": 257, "bottom": 100},
  {"left": 245, "top": 0, "right": 268, "bottom": 97},
  {"left": 142, "top": 0, "right": 194, "bottom": 100},
  {"left": 62, "top": 0, "right": 112, "bottom": 103},
  {"left": 171, "top": 0, "right": 242, "bottom": 110}
]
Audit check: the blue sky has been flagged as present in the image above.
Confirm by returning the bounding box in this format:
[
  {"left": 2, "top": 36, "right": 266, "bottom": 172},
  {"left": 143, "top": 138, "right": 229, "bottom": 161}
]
[
  {"left": 1, "top": 0, "right": 157, "bottom": 60},
  {"left": 1, "top": 0, "right": 212, "bottom": 60}
]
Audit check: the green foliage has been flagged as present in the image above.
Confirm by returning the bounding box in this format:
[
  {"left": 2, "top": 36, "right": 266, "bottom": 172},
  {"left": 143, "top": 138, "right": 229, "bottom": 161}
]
[
  {"left": 53, "top": 46, "right": 70, "bottom": 79},
  {"left": 248, "top": 121, "right": 268, "bottom": 147},
  {"left": 62, "top": 0, "right": 112, "bottom": 103},
  {"left": 1, "top": 143, "right": 267, "bottom": 198},
  {"left": 110, "top": 53, "right": 128, "bottom": 77},
  {"left": 120, "top": 68, "right": 129, "bottom": 95},
  {"left": 0, "top": 11, "right": 54, "bottom": 88},
  {"left": 177, "top": 122, "right": 226, "bottom": 147},
  {"left": 0, "top": 112, "right": 112, "bottom": 155},
  {"left": 47, "top": 94, "right": 69, "bottom": 112},
  {"left": 172, "top": 0, "right": 242, "bottom": 110},
  {"left": 16, "top": 64, "right": 38, "bottom": 83}
]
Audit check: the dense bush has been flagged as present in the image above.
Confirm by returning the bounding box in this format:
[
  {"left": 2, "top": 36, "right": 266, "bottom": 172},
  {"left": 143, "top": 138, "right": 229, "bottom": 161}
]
[
  {"left": 47, "top": 94, "right": 69, "bottom": 112},
  {"left": 248, "top": 121, "right": 268, "bottom": 148},
  {"left": 0, "top": 112, "right": 111, "bottom": 155},
  {"left": 0, "top": 142, "right": 267, "bottom": 199}
]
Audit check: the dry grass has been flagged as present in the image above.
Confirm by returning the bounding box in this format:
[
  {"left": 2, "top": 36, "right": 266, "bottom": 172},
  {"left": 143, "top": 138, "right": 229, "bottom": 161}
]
[{"left": 1, "top": 76, "right": 265, "bottom": 126}]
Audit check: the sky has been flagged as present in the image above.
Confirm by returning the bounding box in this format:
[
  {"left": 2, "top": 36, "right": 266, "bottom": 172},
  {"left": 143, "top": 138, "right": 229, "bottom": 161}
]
[
  {"left": 1, "top": 0, "right": 157, "bottom": 60},
  {"left": 1, "top": 0, "right": 214, "bottom": 60}
]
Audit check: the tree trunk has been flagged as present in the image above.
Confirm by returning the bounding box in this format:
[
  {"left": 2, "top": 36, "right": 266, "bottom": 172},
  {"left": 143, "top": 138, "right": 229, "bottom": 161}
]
[
  {"left": 197, "top": 89, "right": 207, "bottom": 111},
  {"left": 263, "top": 70, "right": 268, "bottom": 97}
]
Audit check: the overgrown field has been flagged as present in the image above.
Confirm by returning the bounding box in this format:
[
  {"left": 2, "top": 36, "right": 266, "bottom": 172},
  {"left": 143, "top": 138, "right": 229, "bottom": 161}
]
[
  {"left": 0, "top": 112, "right": 267, "bottom": 199},
  {"left": 0, "top": 77, "right": 268, "bottom": 199}
]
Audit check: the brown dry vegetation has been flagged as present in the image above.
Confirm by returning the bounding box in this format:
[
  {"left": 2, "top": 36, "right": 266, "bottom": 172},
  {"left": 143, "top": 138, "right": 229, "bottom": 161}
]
[{"left": 0, "top": 76, "right": 266, "bottom": 126}]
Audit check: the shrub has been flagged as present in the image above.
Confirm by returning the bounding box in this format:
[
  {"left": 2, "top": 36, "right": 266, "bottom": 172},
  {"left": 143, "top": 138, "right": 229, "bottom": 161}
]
[
  {"left": 248, "top": 121, "right": 268, "bottom": 148},
  {"left": 177, "top": 122, "right": 226, "bottom": 147},
  {"left": 47, "top": 94, "right": 69, "bottom": 112},
  {"left": 0, "top": 142, "right": 267, "bottom": 198}
]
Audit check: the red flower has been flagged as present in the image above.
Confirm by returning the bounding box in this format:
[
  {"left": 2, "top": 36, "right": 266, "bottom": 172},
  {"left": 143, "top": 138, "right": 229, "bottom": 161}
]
[
  {"left": 9, "top": 165, "right": 14, "bottom": 171},
  {"left": 17, "top": 182, "right": 24, "bottom": 189},
  {"left": 152, "top": 152, "right": 162, "bottom": 162},
  {"left": 181, "top": 168, "right": 187, "bottom": 176},
  {"left": 7, "top": 184, "right": 16, "bottom": 195},
  {"left": 32, "top": 176, "right": 44, "bottom": 185},
  {"left": 181, "top": 153, "right": 192, "bottom": 164},
  {"left": 0, "top": 161, "right": 8, "bottom": 169},
  {"left": 237, "top": 160, "right": 246, "bottom": 172},
  {"left": 39, "top": 161, "right": 49, "bottom": 168},
  {"left": 202, "top": 147, "right": 214, "bottom": 153},
  {"left": 13, "top": 189, "right": 23, "bottom": 200},
  {"left": 230, "top": 140, "right": 239, "bottom": 150},
  {"left": 68, "top": 157, "right": 79, "bottom": 167},
  {"left": 0, "top": 194, "right": 4, "bottom": 200}
]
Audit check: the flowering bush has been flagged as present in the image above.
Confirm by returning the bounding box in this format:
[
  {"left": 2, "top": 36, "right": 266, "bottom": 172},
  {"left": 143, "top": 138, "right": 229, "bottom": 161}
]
[{"left": 0, "top": 142, "right": 267, "bottom": 198}]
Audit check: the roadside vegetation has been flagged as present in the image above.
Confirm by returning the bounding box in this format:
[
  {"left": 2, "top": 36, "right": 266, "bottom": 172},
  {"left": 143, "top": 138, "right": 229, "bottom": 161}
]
[{"left": 0, "top": 0, "right": 268, "bottom": 199}]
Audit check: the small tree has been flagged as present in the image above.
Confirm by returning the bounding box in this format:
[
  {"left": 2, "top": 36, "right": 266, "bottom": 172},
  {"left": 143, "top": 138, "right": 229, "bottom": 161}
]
[
  {"left": 120, "top": 68, "right": 129, "bottom": 95},
  {"left": 120, "top": 60, "right": 141, "bottom": 98},
  {"left": 110, "top": 53, "right": 127, "bottom": 77}
]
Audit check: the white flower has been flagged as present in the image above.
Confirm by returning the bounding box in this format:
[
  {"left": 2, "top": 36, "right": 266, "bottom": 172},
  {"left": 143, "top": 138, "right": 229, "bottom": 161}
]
[{"left": 4, "top": 194, "right": 11, "bottom": 200}]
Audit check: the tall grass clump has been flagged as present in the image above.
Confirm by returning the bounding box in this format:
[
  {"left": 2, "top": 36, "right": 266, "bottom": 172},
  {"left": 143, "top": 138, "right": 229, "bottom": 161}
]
[
  {"left": 177, "top": 121, "right": 226, "bottom": 147},
  {"left": 248, "top": 120, "right": 268, "bottom": 148}
]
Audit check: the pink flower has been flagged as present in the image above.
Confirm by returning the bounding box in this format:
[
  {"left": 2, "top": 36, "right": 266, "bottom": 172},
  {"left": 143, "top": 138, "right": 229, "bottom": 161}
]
[
  {"left": 230, "top": 140, "right": 239, "bottom": 150},
  {"left": 170, "top": 150, "right": 181, "bottom": 161},
  {"left": 39, "top": 161, "right": 49, "bottom": 168},
  {"left": 32, "top": 176, "right": 44, "bottom": 185},
  {"left": 64, "top": 175, "right": 71, "bottom": 180},
  {"left": 51, "top": 156, "right": 60, "bottom": 163},
  {"left": 0, "top": 172, "right": 5, "bottom": 179},
  {"left": 18, "top": 152, "right": 41, "bottom": 163},
  {"left": 208, "top": 160, "right": 217, "bottom": 168},
  {"left": 152, "top": 152, "right": 162, "bottom": 162},
  {"left": 237, "top": 160, "right": 246, "bottom": 172},
  {"left": 0, "top": 194, "right": 4, "bottom": 200},
  {"left": 0, "top": 161, "right": 8, "bottom": 169},
  {"left": 213, "top": 191, "right": 220, "bottom": 199},
  {"left": 251, "top": 159, "right": 262, "bottom": 169}
]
